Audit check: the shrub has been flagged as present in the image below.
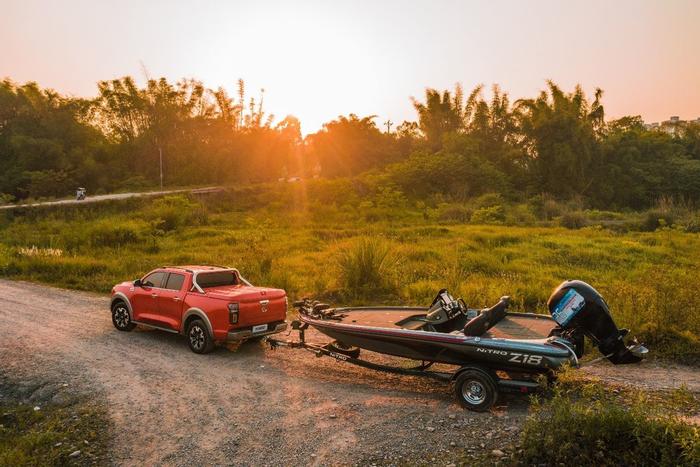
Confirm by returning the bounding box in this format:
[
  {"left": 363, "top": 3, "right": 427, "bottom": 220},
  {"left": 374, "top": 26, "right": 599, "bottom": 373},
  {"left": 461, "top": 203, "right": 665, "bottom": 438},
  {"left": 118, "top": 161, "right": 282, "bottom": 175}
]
[
  {"left": 118, "top": 175, "right": 151, "bottom": 191},
  {"left": 641, "top": 209, "right": 675, "bottom": 231},
  {"left": 560, "top": 211, "right": 588, "bottom": 229},
  {"left": 505, "top": 204, "right": 537, "bottom": 225},
  {"left": 337, "top": 237, "right": 397, "bottom": 298},
  {"left": 473, "top": 192, "right": 503, "bottom": 209},
  {"left": 373, "top": 185, "right": 407, "bottom": 209},
  {"left": 143, "top": 196, "right": 208, "bottom": 232},
  {"left": 88, "top": 220, "right": 142, "bottom": 247},
  {"left": 470, "top": 205, "right": 505, "bottom": 224},
  {"left": 528, "top": 194, "right": 563, "bottom": 220},
  {"left": 520, "top": 389, "right": 700, "bottom": 466},
  {"left": 438, "top": 205, "right": 472, "bottom": 223},
  {"left": 683, "top": 215, "right": 700, "bottom": 233}
]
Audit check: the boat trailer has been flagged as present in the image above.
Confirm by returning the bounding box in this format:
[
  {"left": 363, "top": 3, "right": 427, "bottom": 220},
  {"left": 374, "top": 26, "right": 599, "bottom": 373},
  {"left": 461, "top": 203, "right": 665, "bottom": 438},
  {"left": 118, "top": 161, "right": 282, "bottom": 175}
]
[{"left": 266, "top": 321, "right": 543, "bottom": 411}]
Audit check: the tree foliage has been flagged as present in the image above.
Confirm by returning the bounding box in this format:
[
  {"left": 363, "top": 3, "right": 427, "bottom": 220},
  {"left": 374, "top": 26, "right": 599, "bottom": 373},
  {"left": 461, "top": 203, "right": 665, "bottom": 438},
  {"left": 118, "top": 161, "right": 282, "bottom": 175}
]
[
  {"left": 1, "top": 76, "right": 699, "bottom": 211},
  {"left": 305, "top": 114, "right": 398, "bottom": 177}
]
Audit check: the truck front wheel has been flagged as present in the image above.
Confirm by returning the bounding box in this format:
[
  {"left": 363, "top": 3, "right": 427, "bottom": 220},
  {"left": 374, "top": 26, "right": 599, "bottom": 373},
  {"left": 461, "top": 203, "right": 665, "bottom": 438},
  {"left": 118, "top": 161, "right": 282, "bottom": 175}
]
[
  {"left": 111, "top": 301, "right": 136, "bottom": 331},
  {"left": 187, "top": 319, "right": 214, "bottom": 354}
]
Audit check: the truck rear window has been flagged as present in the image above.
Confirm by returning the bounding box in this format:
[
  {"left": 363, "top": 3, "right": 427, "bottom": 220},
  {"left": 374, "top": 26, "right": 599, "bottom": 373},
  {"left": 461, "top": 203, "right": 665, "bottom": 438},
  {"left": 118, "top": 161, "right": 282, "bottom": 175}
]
[{"left": 197, "top": 271, "right": 238, "bottom": 288}]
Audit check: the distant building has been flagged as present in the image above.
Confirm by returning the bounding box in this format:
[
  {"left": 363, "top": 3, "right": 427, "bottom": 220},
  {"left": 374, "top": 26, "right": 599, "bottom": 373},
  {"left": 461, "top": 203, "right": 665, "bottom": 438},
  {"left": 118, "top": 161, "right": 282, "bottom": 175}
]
[{"left": 643, "top": 115, "right": 699, "bottom": 135}]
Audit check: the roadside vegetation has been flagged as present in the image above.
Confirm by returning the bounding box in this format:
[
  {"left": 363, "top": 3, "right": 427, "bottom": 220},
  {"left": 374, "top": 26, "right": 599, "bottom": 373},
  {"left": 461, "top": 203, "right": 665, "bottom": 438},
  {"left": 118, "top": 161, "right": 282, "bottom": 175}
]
[
  {"left": 1, "top": 187, "right": 699, "bottom": 363},
  {"left": 515, "top": 370, "right": 700, "bottom": 466},
  {"left": 0, "top": 378, "right": 109, "bottom": 466}
]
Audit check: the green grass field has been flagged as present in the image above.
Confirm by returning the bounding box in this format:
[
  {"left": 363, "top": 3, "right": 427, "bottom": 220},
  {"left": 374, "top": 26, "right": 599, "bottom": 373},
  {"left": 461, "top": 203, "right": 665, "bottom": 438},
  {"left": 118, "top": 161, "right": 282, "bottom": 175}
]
[
  {"left": 0, "top": 187, "right": 699, "bottom": 360},
  {"left": 1, "top": 186, "right": 699, "bottom": 463}
]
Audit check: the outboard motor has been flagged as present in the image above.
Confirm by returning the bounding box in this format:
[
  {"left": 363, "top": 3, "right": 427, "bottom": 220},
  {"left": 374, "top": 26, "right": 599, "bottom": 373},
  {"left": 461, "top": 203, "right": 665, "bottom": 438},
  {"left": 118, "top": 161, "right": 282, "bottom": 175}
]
[{"left": 547, "top": 280, "right": 647, "bottom": 364}]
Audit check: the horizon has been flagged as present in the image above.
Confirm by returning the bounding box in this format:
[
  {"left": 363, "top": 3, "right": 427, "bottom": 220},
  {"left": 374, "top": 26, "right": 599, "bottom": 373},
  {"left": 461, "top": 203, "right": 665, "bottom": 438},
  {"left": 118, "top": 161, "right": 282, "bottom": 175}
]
[{"left": 2, "top": 0, "right": 700, "bottom": 133}]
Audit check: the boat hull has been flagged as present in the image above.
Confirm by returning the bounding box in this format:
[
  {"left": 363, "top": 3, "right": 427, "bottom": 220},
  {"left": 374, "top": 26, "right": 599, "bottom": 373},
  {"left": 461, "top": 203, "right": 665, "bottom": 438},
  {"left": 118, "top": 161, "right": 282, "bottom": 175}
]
[{"left": 300, "top": 312, "right": 576, "bottom": 373}]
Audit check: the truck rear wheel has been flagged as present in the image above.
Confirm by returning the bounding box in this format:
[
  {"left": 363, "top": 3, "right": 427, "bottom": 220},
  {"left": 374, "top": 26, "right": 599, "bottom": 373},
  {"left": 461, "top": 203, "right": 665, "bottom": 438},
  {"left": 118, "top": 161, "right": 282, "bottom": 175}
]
[
  {"left": 454, "top": 369, "right": 498, "bottom": 411},
  {"left": 187, "top": 319, "right": 214, "bottom": 354},
  {"left": 111, "top": 301, "right": 136, "bottom": 331}
]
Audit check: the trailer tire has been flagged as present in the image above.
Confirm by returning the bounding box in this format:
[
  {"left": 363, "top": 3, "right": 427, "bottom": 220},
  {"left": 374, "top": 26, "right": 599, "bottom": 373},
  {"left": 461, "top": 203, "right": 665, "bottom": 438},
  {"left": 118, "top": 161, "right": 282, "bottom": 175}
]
[
  {"left": 454, "top": 369, "right": 498, "bottom": 411},
  {"left": 327, "top": 341, "right": 361, "bottom": 358}
]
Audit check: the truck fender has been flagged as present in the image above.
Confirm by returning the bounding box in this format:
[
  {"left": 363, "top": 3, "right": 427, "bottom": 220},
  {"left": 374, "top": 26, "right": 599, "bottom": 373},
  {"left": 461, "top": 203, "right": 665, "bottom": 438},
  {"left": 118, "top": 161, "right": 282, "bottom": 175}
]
[
  {"left": 111, "top": 293, "right": 134, "bottom": 321},
  {"left": 182, "top": 308, "right": 214, "bottom": 337}
]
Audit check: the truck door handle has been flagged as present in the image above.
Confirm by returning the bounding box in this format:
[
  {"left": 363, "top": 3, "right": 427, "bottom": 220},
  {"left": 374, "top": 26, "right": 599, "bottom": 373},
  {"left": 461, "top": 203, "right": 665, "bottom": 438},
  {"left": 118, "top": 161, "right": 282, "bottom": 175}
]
[
  {"left": 173, "top": 297, "right": 182, "bottom": 302},
  {"left": 151, "top": 293, "right": 158, "bottom": 298}
]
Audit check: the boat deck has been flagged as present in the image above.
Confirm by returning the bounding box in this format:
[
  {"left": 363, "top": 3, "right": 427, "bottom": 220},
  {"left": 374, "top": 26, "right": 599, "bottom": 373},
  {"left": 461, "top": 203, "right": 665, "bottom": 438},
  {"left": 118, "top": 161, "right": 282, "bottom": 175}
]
[
  {"left": 484, "top": 315, "right": 556, "bottom": 339},
  {"left": 335, "top": 308, "right": 557, "bottom": 339}
]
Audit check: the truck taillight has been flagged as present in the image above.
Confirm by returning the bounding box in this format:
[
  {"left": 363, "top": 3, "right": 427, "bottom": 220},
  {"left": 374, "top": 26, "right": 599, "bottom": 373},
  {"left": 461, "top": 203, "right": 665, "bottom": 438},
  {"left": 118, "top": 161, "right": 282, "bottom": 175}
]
[{"left": 228, "top": 303, "right": 239, "bottom": 324}]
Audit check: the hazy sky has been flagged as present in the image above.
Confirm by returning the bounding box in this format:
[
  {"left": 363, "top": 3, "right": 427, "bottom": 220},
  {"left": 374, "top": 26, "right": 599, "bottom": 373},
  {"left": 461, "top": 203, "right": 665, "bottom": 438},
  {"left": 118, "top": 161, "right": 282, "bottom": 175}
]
[{"left": 2, "top": 0, "right": 699, "bottom": 133}]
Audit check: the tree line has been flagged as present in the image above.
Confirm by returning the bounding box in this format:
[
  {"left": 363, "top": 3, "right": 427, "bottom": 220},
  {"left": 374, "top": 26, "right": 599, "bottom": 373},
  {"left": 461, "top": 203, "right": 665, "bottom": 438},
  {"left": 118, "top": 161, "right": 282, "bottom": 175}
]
[{"left": 1, "top": 77, "right": 699, "bottom": 209}]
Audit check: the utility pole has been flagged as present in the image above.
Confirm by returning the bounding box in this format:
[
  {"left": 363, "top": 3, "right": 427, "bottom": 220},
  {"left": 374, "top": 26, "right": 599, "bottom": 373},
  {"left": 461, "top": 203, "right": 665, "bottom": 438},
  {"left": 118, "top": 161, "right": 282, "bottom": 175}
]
[
  {"left": 384, "top": 119, "right": 393, "bottom": 133},
  {"left": 159, "top": 146, "right": 163, "bottom": 190}
]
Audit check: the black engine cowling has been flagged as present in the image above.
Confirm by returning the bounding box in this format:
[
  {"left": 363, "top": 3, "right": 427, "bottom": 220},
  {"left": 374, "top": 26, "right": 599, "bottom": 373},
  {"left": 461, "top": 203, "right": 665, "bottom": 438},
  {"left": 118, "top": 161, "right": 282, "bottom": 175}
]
[{"left": 547, "top": 280, "right": 645, "bottom": 364}]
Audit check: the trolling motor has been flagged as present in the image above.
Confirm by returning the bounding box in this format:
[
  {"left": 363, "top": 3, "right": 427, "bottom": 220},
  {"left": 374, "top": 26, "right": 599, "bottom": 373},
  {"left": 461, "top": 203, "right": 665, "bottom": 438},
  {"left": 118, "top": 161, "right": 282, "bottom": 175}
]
[{"left": 547, "top": 280, "right": 648, "bottom": 364}]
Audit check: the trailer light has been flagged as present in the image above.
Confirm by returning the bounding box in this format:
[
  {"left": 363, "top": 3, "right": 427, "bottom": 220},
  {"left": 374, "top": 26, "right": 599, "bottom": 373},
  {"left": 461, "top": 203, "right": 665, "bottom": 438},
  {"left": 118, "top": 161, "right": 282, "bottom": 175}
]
[{"left": 228, "top": 303, "right": 239, "bottom": 324}]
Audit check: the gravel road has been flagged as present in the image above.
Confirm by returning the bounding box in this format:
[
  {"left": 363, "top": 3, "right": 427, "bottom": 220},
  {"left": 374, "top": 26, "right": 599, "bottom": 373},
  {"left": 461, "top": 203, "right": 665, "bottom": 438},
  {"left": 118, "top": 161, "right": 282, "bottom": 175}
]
[{"left": 1, "top": 279, "right": 698, "bottom": 466}]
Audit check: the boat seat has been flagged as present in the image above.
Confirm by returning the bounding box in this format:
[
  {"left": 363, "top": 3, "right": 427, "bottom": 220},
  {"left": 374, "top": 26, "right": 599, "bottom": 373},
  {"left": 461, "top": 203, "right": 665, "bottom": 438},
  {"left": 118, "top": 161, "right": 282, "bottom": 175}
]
[{"left": 462, "top": 296, "right": 510, "bottom": 337}]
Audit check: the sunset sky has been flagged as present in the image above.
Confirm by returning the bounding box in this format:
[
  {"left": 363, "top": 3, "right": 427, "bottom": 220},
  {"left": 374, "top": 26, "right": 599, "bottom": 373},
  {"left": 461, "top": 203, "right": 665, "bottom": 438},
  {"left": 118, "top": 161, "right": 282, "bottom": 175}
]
[{"left": 2, "top": 0, "right": 699, "bottom": 134}]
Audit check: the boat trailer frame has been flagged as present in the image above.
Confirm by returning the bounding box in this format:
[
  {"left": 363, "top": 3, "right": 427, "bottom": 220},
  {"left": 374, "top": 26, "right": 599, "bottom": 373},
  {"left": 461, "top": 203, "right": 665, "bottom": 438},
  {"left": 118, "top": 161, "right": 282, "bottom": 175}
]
[
  {"left": 265, "top": 321, "right": 542, "bottom": 410},
  {"left": 266, "top": 321, "right": 455, "bottom": 381}
]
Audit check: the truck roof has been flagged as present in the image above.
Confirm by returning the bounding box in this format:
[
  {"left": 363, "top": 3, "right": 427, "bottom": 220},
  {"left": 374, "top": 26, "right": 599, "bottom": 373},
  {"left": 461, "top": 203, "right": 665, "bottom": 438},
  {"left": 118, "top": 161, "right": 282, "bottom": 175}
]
[{"left": 162, "top": 265, "right": 234, "bottom": 273}]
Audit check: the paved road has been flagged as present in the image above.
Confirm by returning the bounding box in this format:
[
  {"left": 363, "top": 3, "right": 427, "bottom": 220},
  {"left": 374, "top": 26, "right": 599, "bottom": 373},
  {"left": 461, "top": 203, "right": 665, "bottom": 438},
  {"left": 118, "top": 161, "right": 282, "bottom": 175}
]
[{"left": 0, "top": 186, "right": 223, "bottom": 210}]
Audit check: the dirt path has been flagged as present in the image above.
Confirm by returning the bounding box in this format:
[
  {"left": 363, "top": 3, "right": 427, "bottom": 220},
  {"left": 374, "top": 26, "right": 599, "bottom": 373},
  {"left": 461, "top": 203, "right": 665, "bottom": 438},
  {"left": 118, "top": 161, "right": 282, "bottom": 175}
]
[
  {"left": 0, "top": 280, "right": 698, "bottom": 466},
  {"left": 582, "top": 360, "right": 700, "bottom": 392},
  {"left": 0, "top": 186, "right": 222, "bottom": 210}
]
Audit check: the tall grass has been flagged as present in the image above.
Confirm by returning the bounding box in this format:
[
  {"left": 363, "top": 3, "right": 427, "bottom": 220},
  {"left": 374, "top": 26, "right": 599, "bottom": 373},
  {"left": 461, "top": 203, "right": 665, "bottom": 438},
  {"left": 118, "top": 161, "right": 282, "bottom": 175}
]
[
  {"left": 520, "top": 376, "right": 700, "bottom": 466},
  {"left": 337, "top": 237, "right": 398, "bottom": 299},
  {"left": 1, "top": 189, "right": 700, "bottom": 360}
]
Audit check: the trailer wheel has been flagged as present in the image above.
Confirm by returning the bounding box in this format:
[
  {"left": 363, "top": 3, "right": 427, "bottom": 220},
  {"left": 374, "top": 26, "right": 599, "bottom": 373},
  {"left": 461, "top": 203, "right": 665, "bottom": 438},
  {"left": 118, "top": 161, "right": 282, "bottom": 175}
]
[
  {"left": 327, "top": 341, "right": 361, "bottom": 358},
  {"left": 454, "top": 370, "right": 498, "bottom": 411}
]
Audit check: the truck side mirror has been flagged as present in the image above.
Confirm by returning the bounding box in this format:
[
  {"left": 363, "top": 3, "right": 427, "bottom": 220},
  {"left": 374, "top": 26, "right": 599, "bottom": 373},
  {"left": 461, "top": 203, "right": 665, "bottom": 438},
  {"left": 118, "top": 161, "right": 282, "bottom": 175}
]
[{"left": 133, "top": 279, "right": 142, "bottom": 287}]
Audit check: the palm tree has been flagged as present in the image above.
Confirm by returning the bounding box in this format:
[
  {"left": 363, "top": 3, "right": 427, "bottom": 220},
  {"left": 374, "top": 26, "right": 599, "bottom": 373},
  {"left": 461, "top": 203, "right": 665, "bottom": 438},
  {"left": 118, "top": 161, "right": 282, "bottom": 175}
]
[
  {"left": 515, "top": 81, "right": 605, "bottom": 196},
  {"left": 411, "top": 85, "right": 464, "bottom": 150}
]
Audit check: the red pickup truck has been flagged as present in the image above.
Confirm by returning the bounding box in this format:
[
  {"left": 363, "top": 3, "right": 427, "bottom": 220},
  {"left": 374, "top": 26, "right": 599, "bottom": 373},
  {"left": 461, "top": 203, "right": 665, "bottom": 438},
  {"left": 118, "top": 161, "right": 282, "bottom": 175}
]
[{"left": 110, "top": 266, "right": 288, "bottom": 353}]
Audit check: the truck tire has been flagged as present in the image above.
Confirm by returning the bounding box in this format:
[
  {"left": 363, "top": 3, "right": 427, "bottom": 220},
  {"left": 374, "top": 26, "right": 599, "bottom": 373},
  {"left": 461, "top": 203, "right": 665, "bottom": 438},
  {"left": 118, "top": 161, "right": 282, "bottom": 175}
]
[
  {"left": 111, "top": 301, "right": 136, "bottom": 331},
  {"left": 454, "top": 369, "right": 498, "bottom": 411},
  {"left": 187, "top": 319, "right": 214, "bottom": 354}
]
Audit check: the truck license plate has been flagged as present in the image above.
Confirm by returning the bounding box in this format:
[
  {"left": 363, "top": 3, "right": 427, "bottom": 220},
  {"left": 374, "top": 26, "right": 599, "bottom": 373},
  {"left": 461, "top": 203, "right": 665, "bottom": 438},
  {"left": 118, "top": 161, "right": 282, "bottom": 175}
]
[{"left": 252, "top": 324, "right": 268, "bottom": 334}]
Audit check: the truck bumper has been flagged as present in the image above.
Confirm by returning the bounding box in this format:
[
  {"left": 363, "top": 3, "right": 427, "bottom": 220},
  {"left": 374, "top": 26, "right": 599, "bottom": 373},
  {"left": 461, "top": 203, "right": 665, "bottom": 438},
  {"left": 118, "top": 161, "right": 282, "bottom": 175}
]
[{"left": 227, "top": 322, "right": 288, "bottom": 341}]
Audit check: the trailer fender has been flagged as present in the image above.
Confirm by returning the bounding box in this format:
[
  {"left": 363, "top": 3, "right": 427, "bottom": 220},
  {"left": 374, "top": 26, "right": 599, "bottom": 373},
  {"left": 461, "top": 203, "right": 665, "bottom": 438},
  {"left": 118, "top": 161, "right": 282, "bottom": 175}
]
[{"left": 451, "top": 365, "right": 497, "bottom": 383}]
